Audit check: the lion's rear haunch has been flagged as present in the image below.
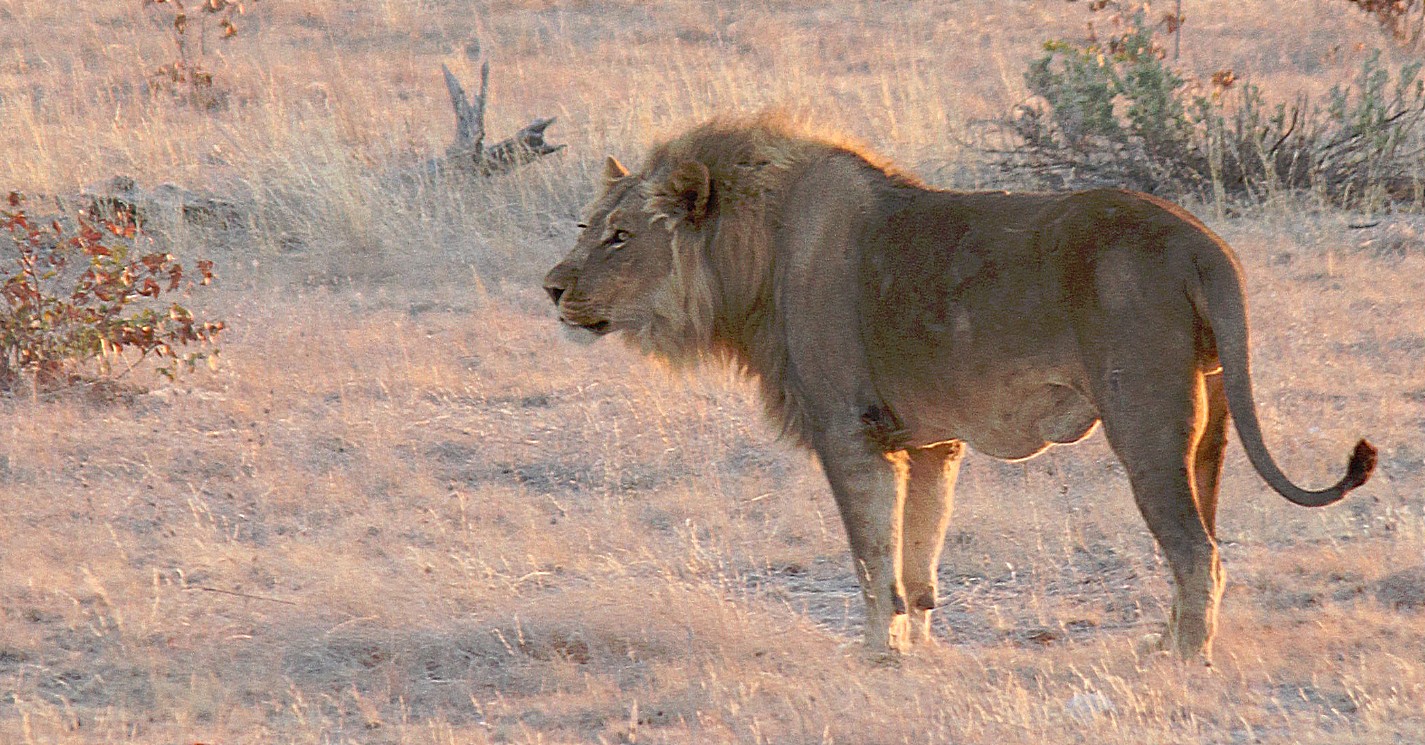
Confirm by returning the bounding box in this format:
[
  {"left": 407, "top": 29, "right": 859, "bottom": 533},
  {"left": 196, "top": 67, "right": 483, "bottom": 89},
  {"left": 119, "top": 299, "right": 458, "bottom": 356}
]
[{"left": 544, "top": 113, "right": 1376, "bottom": 661}]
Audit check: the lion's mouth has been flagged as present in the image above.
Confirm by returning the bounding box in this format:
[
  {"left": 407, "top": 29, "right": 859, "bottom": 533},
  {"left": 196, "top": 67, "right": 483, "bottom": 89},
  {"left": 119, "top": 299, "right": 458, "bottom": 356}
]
[{"left": 562, "top": 318, "right": 613, "bottom": 335}]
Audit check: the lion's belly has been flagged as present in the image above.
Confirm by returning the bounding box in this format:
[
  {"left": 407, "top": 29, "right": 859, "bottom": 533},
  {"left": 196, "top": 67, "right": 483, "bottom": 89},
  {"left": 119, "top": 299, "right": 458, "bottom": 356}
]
[
  {"left": 858, "top": 188, "right": 1103, "bottom": 459},
  {"left": 964, "top": 383, "right": 1100, "bottom": 460},
  {"left": 896, "top": 381, "right": 1100, "bottom": 461},
  {"left": 868, "top": 300, "right": 1099, "bottom": 460}
]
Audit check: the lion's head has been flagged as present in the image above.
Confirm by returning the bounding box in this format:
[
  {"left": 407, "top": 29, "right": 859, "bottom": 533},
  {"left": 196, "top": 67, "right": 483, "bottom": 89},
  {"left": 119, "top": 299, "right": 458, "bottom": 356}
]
[
  {"left": 543, "top": 115, "right": 891, "bottom": 436},
  {"left": 543, "top": 126, "right": 770, "bottom": 363}
]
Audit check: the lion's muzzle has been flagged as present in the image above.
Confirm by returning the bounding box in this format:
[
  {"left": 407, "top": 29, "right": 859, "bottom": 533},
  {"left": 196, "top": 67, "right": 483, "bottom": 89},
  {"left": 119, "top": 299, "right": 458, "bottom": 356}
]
[{"left": 545, "top": 278, "right": 613, "bottom": 337}]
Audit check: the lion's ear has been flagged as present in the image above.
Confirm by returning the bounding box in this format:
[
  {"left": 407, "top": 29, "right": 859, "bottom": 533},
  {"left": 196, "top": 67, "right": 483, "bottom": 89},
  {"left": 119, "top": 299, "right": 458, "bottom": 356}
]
[
  {"left": 603, "top": 155, "right": 629, "bottom": 185},
  {"left": 654, "top": 160, "right": 712, "bottom": 227}
]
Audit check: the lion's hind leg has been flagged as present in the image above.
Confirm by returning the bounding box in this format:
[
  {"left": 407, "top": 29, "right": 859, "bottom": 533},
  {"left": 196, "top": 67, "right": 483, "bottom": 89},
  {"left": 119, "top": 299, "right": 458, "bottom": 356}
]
[
  {"left": 1094, "top": 363, "right": 1224, "bottom": 663},
  {"left": 1193, "top": 372, "right": 1231, "bottom": 539},
  {"left": 900, "top": 442, "right": 964, "bottom": 645}
]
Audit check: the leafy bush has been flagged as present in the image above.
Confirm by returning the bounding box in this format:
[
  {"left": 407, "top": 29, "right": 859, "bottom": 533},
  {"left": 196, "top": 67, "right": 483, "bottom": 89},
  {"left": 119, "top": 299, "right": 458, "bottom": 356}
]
[
  {"left": 1, "top": 193, "right": 224, "bottom": 392},
  {"left": 997, "top": 2, "right": 1425, "bottom": 210}
]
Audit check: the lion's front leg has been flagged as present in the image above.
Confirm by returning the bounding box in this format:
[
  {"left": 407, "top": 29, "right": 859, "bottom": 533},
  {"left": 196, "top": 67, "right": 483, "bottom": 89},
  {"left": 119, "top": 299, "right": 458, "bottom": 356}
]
[
  {"left": 901, "top": 442, "right": 963, "bottom": 645},
  {"left": 814, "top": 428, "right": 909, "bottom": 655}
]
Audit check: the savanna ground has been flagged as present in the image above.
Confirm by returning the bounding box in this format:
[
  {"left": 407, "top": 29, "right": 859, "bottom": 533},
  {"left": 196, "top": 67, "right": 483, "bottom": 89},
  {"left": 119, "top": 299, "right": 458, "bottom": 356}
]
[{"left": 2, "top": 1, "right": 1424, "bottom": 743}]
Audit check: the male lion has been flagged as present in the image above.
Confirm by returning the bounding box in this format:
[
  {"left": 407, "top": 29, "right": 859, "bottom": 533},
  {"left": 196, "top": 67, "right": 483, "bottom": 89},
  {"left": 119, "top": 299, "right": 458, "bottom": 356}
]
[{"left": 542, "top": 115, "right": 1376, "bottom": 661}]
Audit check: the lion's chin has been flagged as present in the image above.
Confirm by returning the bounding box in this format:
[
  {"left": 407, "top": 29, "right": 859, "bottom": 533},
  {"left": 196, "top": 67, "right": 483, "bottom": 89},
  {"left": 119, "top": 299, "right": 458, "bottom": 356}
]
[{"left": 560, "top": 324, "right": 606, "bottom": 346}]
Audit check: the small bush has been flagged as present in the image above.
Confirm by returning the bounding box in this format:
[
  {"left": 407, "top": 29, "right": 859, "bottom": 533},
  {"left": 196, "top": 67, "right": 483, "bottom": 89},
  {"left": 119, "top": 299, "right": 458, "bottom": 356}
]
[
  {"left": 996, "top": 2, "right": 1425, "bottom": 210},
  {"left": 142, "top": 0, "right": 258, "bottom": 110},
  {"left": 0, "top": 193, "right": 224, "bottom": 392},
  {"left": 1346, "top": 0, "right": 1425, "bottom": 50}
]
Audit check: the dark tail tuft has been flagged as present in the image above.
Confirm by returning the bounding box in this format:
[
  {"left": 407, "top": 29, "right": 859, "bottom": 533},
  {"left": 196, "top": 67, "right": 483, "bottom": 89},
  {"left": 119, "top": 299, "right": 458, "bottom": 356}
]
[
  {"left": 1341, "top": 439, "right": 1378, "bottom": 494},
  {"left": 1277, "top": 438, "right": 1376, "bottom": 508}
]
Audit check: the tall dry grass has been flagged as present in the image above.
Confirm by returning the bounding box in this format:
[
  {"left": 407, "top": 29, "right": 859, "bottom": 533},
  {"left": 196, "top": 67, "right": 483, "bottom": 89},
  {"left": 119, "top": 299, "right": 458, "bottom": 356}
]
[{"left": 1, "top": 1, "right": 1423, "bottom": 743}]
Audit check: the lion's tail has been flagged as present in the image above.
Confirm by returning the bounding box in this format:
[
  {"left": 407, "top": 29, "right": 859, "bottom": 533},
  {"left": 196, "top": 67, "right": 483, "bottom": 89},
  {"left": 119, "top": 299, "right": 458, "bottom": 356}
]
[{"left": 1189, "top": 239, "right": 1376, "bottom": 507}]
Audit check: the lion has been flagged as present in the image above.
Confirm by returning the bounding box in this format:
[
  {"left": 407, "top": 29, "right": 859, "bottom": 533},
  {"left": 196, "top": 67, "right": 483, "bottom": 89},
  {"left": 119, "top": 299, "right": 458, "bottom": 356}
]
[{"left": 542, "top": 114, "right": 1376, "bottom": 661}]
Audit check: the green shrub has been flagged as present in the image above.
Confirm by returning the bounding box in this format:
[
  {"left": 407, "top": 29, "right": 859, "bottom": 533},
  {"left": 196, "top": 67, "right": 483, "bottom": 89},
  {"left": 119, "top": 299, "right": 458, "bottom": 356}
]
[
  {"left": 1, "top": 193, "right": 224, "bottom": 392},
  {"left": 998, "top": 2, "right": 1425, "bottom": 210}
]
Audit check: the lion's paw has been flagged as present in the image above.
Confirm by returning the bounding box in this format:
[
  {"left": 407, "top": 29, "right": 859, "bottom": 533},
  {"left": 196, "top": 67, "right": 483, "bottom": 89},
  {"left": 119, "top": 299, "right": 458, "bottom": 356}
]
[{"left": 864, "top": 648, "right": 903, "bottom": 668}]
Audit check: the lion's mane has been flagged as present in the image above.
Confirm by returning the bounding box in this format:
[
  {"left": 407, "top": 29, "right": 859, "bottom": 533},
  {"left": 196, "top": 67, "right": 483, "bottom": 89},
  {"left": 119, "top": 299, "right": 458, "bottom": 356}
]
[{"left": 630, "top": 114, "right": 921, "bottom": 444}]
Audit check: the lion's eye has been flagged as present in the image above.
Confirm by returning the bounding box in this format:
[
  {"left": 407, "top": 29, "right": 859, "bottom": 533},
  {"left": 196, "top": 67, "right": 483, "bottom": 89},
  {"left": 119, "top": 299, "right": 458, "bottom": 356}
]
[
  {"left": 576, "top": 222, "right": 588, "bottom": 230},
  {"left": 607, "top": 229, "right": 631, "bottom": 247}
]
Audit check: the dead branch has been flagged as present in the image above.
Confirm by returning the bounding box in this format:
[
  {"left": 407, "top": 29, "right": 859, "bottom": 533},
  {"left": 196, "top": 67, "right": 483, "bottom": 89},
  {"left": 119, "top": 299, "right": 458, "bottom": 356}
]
[{"left": 437, "top": 62, "right": 564, "bottom": 177}]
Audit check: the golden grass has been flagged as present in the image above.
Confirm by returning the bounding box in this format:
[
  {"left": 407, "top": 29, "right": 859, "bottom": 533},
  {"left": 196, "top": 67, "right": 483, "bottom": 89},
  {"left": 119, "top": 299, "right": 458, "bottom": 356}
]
[{"left": 2, "top": 1, "right": 1423, "bottom": 743}]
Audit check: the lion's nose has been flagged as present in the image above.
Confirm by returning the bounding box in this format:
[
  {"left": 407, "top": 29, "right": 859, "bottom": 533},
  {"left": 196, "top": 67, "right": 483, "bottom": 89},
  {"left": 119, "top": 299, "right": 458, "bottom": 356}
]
[{"left": 544, "top": 284, "right": 565, "bottom": 305}]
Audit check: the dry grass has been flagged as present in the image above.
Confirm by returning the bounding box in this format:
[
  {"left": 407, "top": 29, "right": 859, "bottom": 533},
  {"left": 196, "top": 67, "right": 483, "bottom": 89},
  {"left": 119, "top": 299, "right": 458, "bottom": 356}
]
[{"left": 2, "top": 1, "right": 1423, "bottom": 743}]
